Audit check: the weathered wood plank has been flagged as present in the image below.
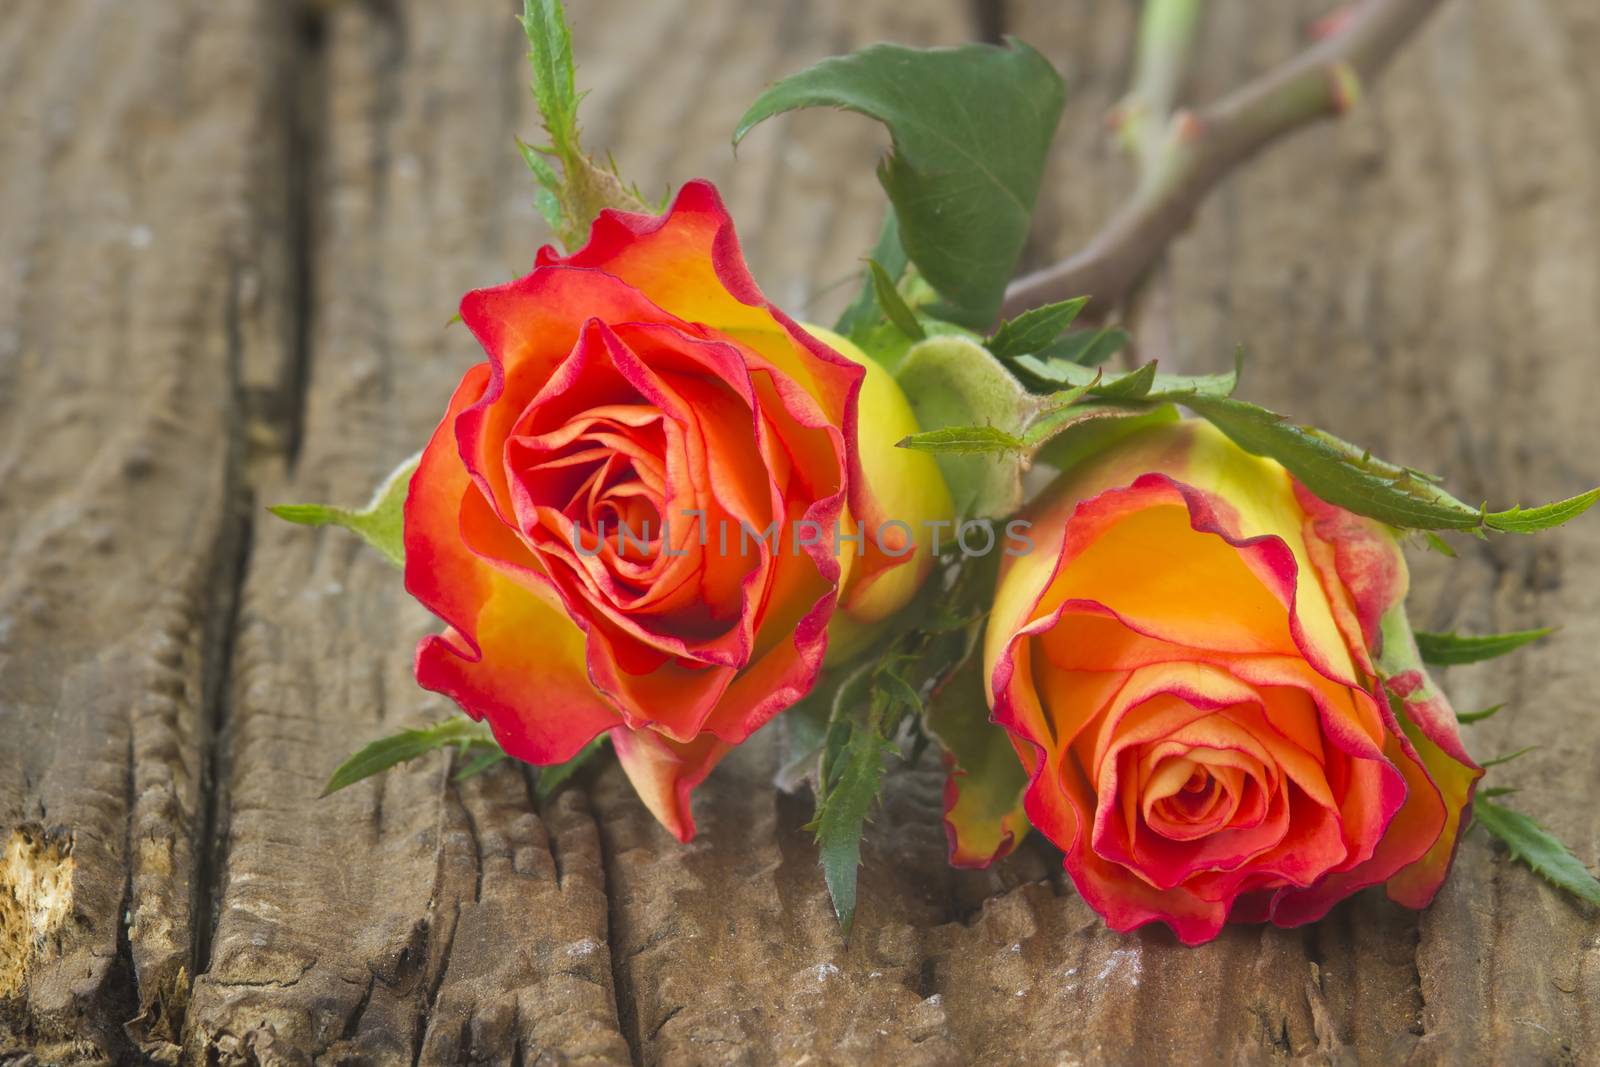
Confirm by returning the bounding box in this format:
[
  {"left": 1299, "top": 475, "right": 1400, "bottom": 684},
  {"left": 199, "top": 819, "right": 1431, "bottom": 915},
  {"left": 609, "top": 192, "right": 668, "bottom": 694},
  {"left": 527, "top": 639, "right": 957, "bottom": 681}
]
[
  {"left": 179, "top": 3, "right": 630, "bottom": 1063},
  {"left": 0, "top": 2, "right": 292, "bottom": 1063},
  {"left": 6, "top": 0, "right": 1599, "bottom": 1064}
]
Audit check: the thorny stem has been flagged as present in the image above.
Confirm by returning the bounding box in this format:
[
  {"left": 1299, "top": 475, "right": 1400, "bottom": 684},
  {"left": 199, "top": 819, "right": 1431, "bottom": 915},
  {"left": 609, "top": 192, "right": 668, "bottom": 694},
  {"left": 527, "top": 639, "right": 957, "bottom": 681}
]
[
  {"left": 1117, "top": 0, "right": 1204, "bottom": 181},
  {"left": 1001, "top": 0, "right": 1447, "bottom": 322}
]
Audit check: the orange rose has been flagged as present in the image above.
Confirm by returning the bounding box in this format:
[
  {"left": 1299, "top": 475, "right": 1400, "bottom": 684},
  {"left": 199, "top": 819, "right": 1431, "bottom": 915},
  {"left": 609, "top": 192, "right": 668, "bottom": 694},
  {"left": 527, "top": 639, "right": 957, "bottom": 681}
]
[
  {"left": 405, "top": 181, "right": 949, "bottom": 839},
  {"left": 967, "top": 417, "right": 1480, "bottom": 943}
]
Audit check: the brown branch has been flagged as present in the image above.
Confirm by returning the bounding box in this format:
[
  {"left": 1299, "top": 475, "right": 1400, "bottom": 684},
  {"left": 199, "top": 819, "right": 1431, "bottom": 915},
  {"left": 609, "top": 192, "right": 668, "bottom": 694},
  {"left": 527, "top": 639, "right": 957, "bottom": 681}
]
[{"left": 1002, "top": 0, "right": 1447, "bottom": 321}]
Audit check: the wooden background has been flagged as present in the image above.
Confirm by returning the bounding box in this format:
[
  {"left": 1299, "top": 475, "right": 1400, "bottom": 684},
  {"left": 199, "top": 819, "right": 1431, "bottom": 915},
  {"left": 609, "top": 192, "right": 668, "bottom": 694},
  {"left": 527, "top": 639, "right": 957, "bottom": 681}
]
[{"left": 3, "top": 0, "right": 1598, "bottom": 1063}]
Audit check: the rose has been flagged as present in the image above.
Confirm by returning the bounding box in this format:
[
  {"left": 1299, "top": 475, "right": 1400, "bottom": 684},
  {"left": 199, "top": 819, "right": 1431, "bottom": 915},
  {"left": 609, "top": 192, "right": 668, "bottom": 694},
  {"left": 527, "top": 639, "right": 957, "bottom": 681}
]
[
  {"left": 405, "top": 180, "right": 951, "bottom": 840},
  {"left": 966, "top": 416, "right": 1480, "bottom": 943}
]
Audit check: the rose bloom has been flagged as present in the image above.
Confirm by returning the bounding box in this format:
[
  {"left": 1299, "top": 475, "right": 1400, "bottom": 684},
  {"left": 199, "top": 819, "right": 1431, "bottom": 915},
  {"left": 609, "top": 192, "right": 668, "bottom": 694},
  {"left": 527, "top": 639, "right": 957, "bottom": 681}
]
[
  {"left": 966, "top": 416, "right": 1480, "bottom": 943},
  {"left": 406, "top": 180, "right": 950, "bottom": 839}
]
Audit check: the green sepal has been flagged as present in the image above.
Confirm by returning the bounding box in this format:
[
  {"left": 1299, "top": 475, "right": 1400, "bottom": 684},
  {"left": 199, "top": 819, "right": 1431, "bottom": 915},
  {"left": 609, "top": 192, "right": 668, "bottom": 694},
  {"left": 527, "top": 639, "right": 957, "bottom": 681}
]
[
  {"left": 1455, "top": 703, "right": 1506, "bottom": 725},
  {"left": 869, "top": 259, "right": 926, "bottom": 341},
  {"left": 1038, "top": 326, "right": 1129, "bottom": 368},
  {"left": 1183, "top": 394, "right": 1600, "bottom": 536},
  {"left": 454, "top": 747, "right": 509, "bottom": 782},
  {"left": 269, "top": 452, "right": 419, "bottom": 568},
  {"left": 923, "top": 620, "right": 1027, "bottom": 866},
  {"left": 322, "top": 716, "right": 495, "bottom": 795},
  {"left": 1478, "top": 746, "right": 1539, "bottom": 769},
  {"left": 1413, "top": 627, "right": 1553, "bottom": 667},
  {"left": 534, "top": 735, "right": 607, "bottom": 799},
  {"left": 1473, "top": 797, "right": 1600, "bottom": 906},
  {"left": 1015, "top": 349, "right": 1240, "bottom": 402},
  {"left": 1485, "top": 488, "right": 1600, "bottom": 533},
  {"left": 835, "top": 210, "right": 908, "bottom": 340},
  {"left": 986, "top": 297, "right": 1088, "bottom": 361}
]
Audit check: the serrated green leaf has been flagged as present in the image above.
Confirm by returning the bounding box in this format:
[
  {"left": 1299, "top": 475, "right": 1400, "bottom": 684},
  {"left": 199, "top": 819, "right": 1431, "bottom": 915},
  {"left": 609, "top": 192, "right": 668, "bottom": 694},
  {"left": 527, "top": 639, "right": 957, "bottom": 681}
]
[
  {"left": 836, "top": 209, "right": 907, "bottom": 340},
  {"left": 877, "top": 668, "right": 924, "bottom": 715},
  {"left": 736, "top": 41, "right": 1066, "bottom": 330},
  {"left": 453, "top": 745, "right": 508, "bottom": 782},
  {"left": 1456, "top": 703, "right": 1506, "bottom": 725},
  {"left": 1181, "top": 394, "right": 1487, "bottom": 530},
  {"left": 1094, "top": 360, "right": 1157, "bottom": 400},
  {"left": 270, "top": 452, "right": 420, "bottom": 567},
  {"left": 1413, "top": 627, "right": 1553, "bottom": 666},
  {"left": 1473, "top": 798, "right": 1600, "bottom": 906},
  {"left": 517, "top": 136, "right": 566, "bottom": 231},
  {"left": 1479, "top": 745, "right": 1539, "bottom": 769},
  {"left": 894, "top": 336, "right": 1031, "bottom": 518},
  {"left": 1040, "top": 326, "right": 1130, "bottom": 368},
  {"left": 1421, "top": 531, "right": 1458, "bottom": 557},
  {"left": 986, "top": 297, "right": 1089, "bottom": 361},
  {"left": 897, "top": 425, "right": 1026, "bottom": 455},
  {"left": 322, "top": 717, "right": 494, "bottom": 796},
  {"left": 869, "top": 259, "right": 926, "bottom": 341},
  {"left": 534, "top": 735, "right": 607, "bottom": 799},
  {"left": 1485, "top": 488, "right": 1600, "bottom": 533},
  {"left": 520, "top": 0, "right": 579, "bottom": 156},
  {"left": 1018, "top": 376, "right": 1103, "bottom": 450},
  {"left": 815, "top": 706, "right": 890, "bottom": 939},
  {"left": 1014, "top": 354, "right": 1239, "bottom": 403},
  {"left": 518, "top": 0, "right": 646, "bottom": 249}
]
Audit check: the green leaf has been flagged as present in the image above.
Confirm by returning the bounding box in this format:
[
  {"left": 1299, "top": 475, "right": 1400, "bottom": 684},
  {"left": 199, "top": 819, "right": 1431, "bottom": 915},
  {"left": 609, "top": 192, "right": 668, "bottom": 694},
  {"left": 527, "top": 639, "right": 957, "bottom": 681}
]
[
  {"left": 898, "top": 425, "right": 1025, "bottom": 455},
  {"left": 1485, "top": 488, "right": 1600, "bottom": 533},
  {"left": 1040, "top": 326, "right": 1129, "bottom": 368},
  {"left": 518, "top": 0, "right": 646, "bottom": 249},
  {"left": 534, "top": 735, "right": 607, "bottom": 799},
  {"left": 814, "top": 703, "right": 890, "bottom": 940},
  {"left": 836, "top": 210, "right": 907, "bottom": 340},
  {"left": 520, "top": 0, "right": 579, "bottom": 157},
  {"left": 454, "top": 746, "right": 508, "bottom": 782},
  {"left": 736, "top": 41, "right": 1067, "bottom": 330},
  {"left": 270, "top": 452, "right": 420, "bottom": 568},
  {"left": 517, "top": 136, "right": 566, "bottom": 232},
  {"left": 322, "top": 717, "right": 494, "bottom": 796},
  {"left": 894, "top": 336, "right": 1032, "bottom": 518},
  {"left": 1181, "top": 395, "right": 1488, "bottom": 531},
  {"left": 1456, "top": 703, "right": 1506, "bottom": 725},
  {"left": 1018, "top": 377, "right": 1104, "bottom": 450},
  {"left": 1479, "top": 745, "right": 1539, "bottom": 769},
  {"left": 1014, "top": 354, "right": 1239, "bottom": 403},
  {"left": 986, "top": 297, "right": 1088, "bottom": 361},
  {"left": 1478, "top": 786, "right": 1520, "bottom": 799},
  {"left": 1421, "top": 531, "right": 1458, "bottom": 558},
  {"left": 869, "top": 259, "right": 926, "bottom": 341},
  {"left": 1473, "top": 797, "right": 1600, "bottom": 906},
  {"left": 1413, "top": 627, "right": 1553, "bottom": 666},
  {"left": 1094, "top": 360, "right": 1157, "bottom": 400},
  {"left": 877, "top": 667, "right": 924, "bottom": 716}
]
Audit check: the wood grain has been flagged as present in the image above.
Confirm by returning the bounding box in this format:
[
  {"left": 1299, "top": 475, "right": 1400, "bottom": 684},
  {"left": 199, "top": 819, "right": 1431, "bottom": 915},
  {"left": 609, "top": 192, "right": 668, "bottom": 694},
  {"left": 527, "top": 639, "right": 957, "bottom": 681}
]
[{"left": 1, "top": 0, "right": 1596, "bottom": 1063}]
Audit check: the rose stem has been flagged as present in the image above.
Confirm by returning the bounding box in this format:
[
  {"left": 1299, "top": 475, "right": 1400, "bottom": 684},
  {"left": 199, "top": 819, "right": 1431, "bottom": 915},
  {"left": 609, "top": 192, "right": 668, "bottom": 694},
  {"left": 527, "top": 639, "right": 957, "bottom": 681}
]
[{"left": 1000, "top": 0, "right": 1446, "bottom": 323}]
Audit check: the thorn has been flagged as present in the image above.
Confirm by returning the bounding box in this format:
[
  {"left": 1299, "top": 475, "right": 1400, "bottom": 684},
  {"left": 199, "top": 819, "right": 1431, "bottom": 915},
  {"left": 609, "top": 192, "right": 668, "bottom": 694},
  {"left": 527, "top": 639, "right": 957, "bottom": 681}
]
[
  {"left": 1174, "top": 109, "right": 1206, "bottom": 142},
  {"left": 1310, "top": 5, "right": 1359, "bottom": 42},
  {"left": 1328, "top": 62, "right": 1363, "bottom": 115}
]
